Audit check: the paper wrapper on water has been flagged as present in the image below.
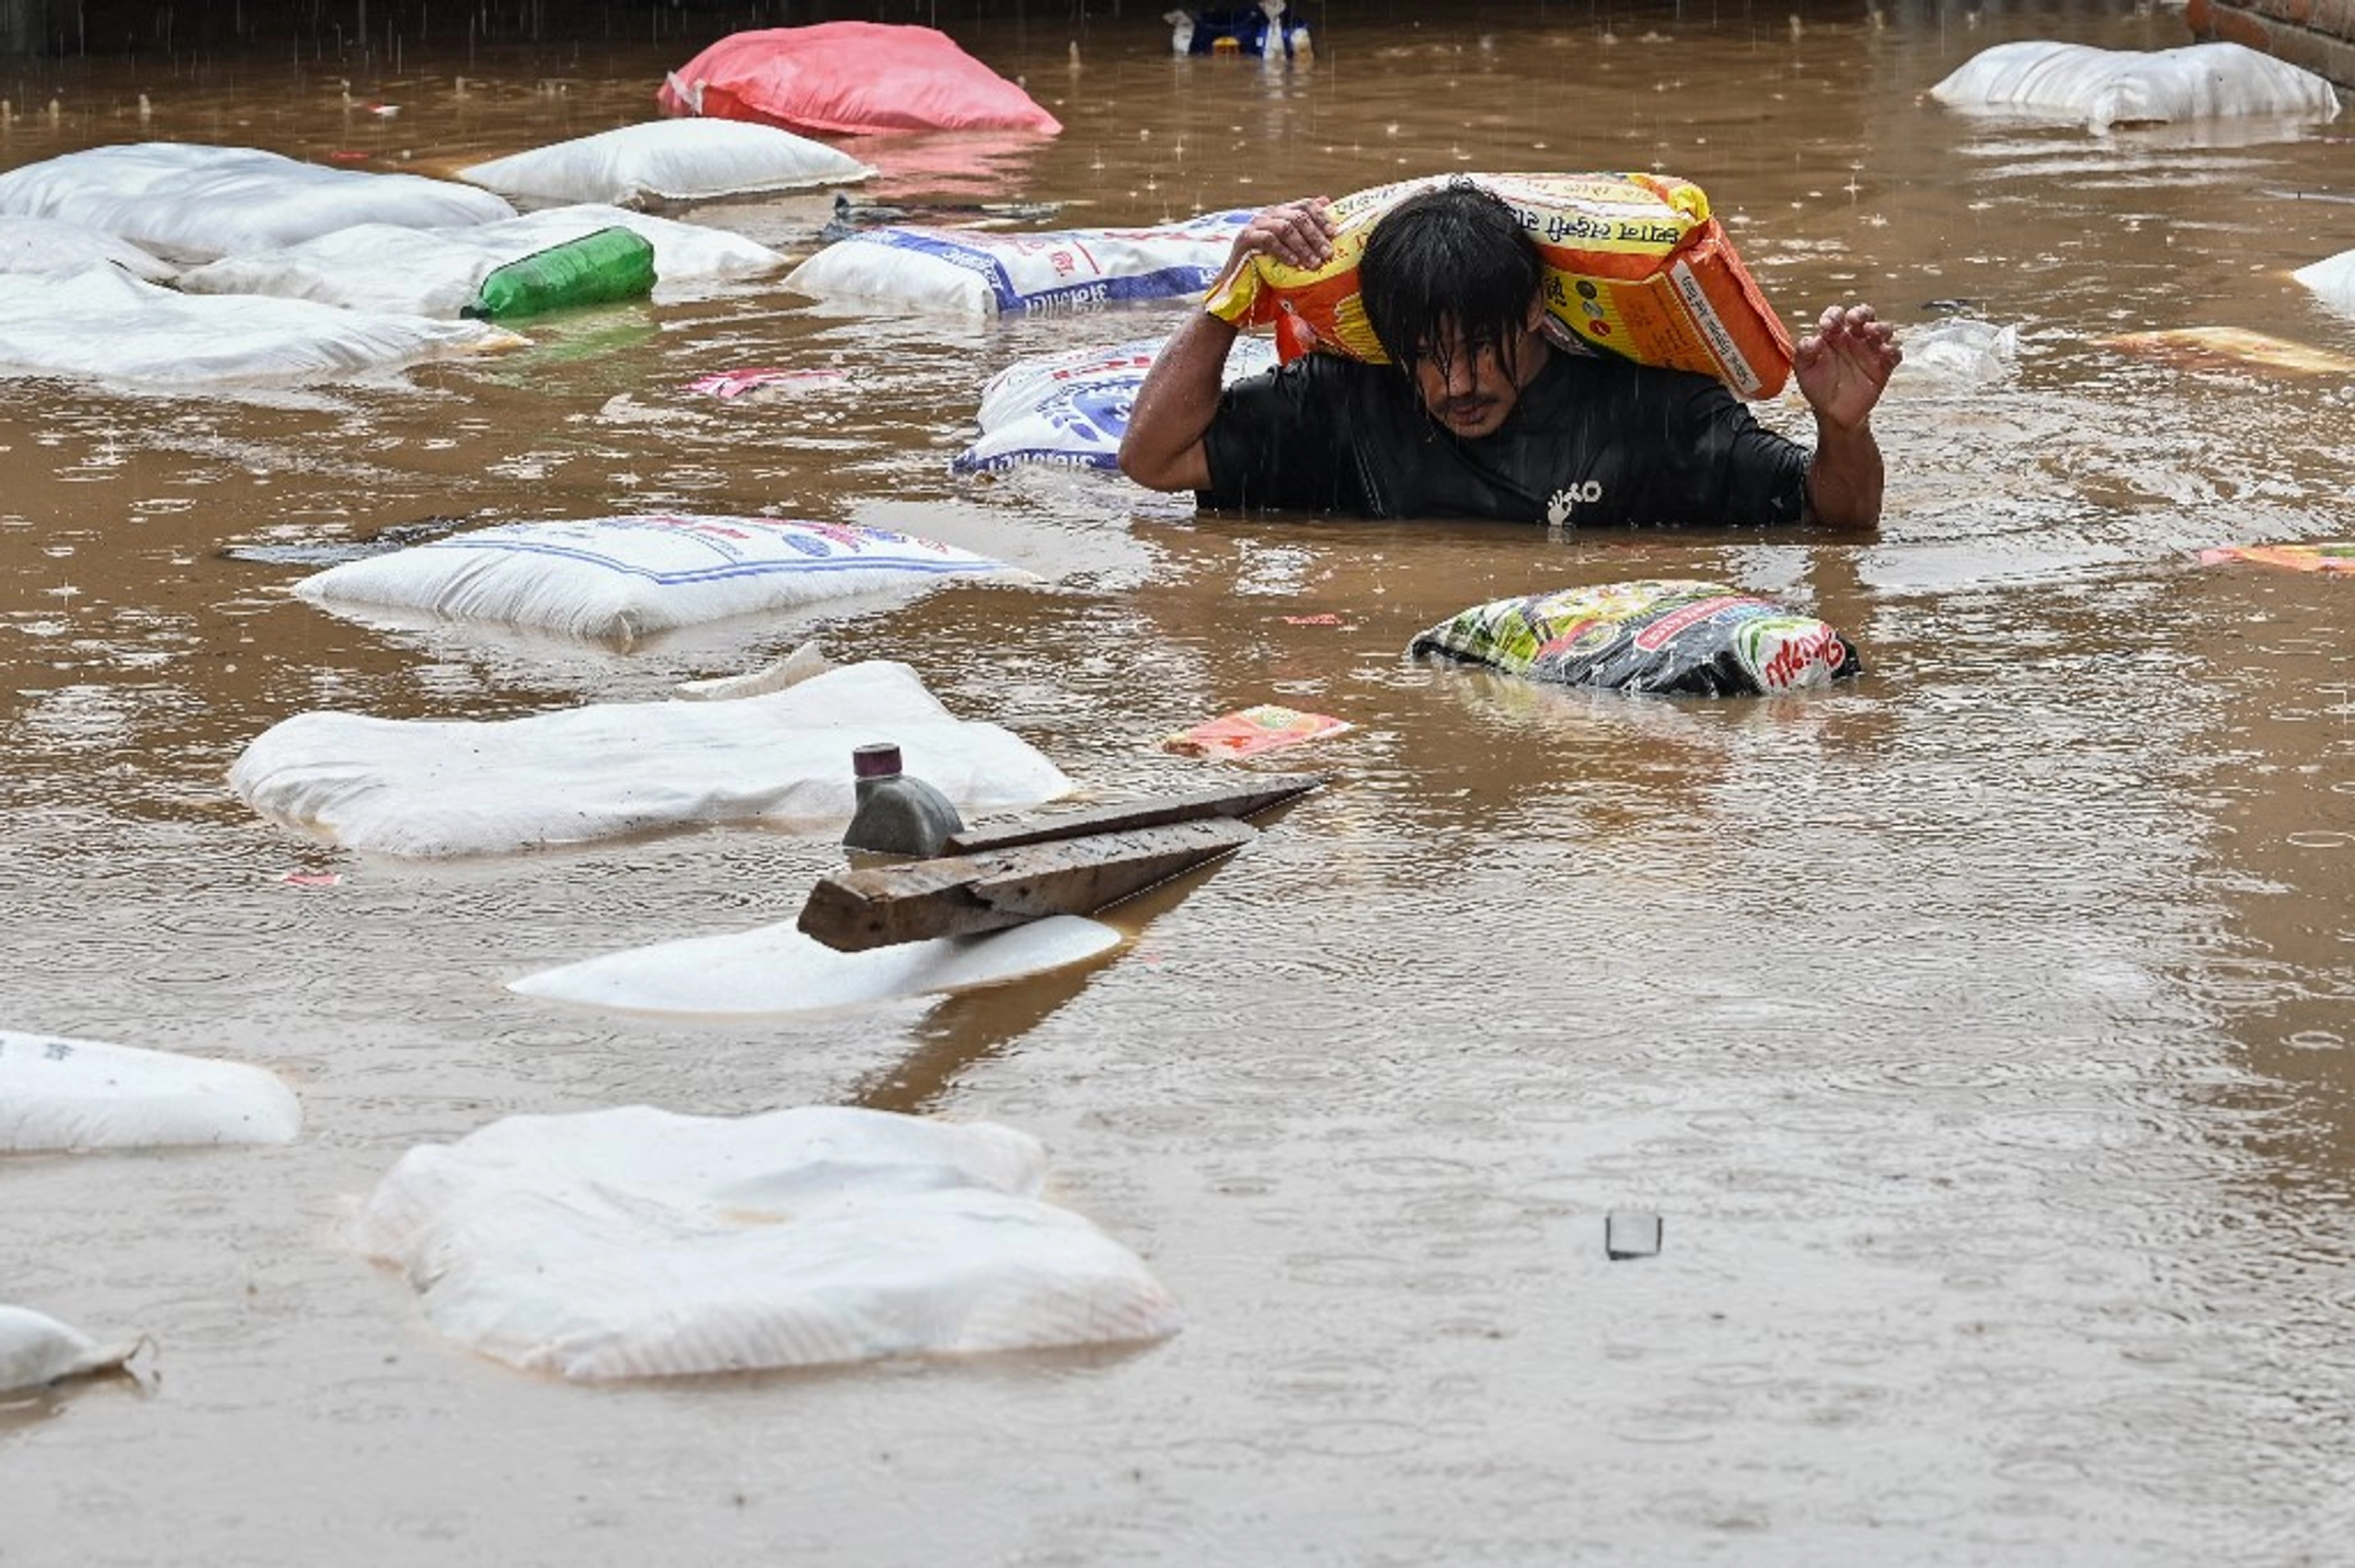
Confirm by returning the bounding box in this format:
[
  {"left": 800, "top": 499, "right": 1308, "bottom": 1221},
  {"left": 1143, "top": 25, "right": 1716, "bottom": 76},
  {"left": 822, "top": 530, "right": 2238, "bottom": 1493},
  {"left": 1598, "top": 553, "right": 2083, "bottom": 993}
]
[
  {"left": 1408, "top": 579, "right": 1861, "bottom": 696},
  {"left": 2196, "top": 542, "right": 2355, "bottom": 575},
  {"left": 1203, "top": 171, "right": 1793, "bottom": 399},
  {"left": 1164, "top": 704, "right": 1352, "bottom": 760}
]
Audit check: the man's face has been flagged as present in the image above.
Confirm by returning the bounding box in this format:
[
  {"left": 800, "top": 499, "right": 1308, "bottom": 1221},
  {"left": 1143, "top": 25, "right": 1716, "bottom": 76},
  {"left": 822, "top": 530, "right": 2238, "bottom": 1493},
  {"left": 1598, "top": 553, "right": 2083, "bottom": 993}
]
[{"left": 1408, "top": 306, "right": 1547, "bottom": 439}]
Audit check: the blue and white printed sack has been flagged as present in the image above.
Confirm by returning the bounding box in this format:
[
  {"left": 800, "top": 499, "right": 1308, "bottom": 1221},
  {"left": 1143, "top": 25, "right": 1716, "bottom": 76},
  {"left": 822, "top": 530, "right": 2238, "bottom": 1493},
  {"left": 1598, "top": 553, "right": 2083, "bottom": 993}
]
[
  {"left": 955, "top": 333, "right": 1278, "bottom": 474},
  {"left": 784, "top": 212, "right": 1253, "bottom": 315}
]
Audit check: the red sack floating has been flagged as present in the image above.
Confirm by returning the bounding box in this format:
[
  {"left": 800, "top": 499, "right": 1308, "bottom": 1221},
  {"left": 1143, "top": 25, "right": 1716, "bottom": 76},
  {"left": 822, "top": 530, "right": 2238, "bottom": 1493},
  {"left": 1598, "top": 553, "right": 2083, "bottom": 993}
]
[{"left": 658, "top": 23, "right": 1063, "bottom": 137}]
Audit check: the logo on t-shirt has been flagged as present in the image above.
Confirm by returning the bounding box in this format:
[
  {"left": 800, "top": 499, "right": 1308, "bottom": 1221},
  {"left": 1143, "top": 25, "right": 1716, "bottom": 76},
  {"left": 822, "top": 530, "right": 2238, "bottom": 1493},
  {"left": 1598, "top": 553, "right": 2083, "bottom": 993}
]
[{"left": 1546, "top": 481, "right": 1604, "bottom": 527}]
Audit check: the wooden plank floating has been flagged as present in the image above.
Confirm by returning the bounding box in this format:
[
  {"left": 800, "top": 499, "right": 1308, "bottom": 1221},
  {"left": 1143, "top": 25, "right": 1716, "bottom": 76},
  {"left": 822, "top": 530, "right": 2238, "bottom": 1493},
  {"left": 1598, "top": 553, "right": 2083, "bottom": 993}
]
[
  {"left": 798, "top": 818, "right": 1260, "bottom": 953},
  {"left": 940, "top": 775, "right": 1324, "bottom": 855}
]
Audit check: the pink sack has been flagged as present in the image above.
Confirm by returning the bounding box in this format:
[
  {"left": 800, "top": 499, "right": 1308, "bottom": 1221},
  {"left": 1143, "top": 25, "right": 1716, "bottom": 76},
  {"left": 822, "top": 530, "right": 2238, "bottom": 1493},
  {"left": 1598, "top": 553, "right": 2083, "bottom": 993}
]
[{"left": 657, "top": 23, "right": 1063, "bottom": 137}]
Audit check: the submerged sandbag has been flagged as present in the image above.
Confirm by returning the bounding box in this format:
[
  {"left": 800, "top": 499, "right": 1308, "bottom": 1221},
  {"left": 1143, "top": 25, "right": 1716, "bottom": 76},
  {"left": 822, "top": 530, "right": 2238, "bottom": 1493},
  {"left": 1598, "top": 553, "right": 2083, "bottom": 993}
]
[
  {"left": 2295, "top": 249, "right": 2355, "bottom": 315},
  {"left": 658, "top": 22, "right": 1063, "bottom": 136},
  {"left": 178, "top": 205, "right": 781, "bottom": 319},
  {"left": 348, "top": 1104, "right": 1180, "bottom": 1379},
  {"left": 0, "top": 269, "right": 521, "bottom": 386},
  {"left": 1929, "top": 40, "right": 2342, "bottom": 133},
  {"left": 460, "top": 117, "right": 875, "bottom": 206},
  {"left": 0, "top": 1307, "right": 143, "bottom": 1395},
  {"left": 0, "top": 215, "right": 174, "bottom": 280},
  {"left": 784, "top": 212, "right": 1250, "bottom": 316},
  {"left": 1408, "top": 579, "right": 1862, "bottom": 696},
  {"left": 228, "top": 658, "right": 1074, "bottom": 858},
  {"left": 0, "top": 1030, "right": 303, "bottom": 1151},
  {"left": 0, "top": 142, "right": 514, "bottom": 264},
  {"left": 511, "top": 912, "right": 1121, "bottom": 1016},
  {"left": 292, "top": 515, "right": 1015, "bottom": 642},
  {"left": 957, "top": 334, "right": 1279, "bottom": 475}
]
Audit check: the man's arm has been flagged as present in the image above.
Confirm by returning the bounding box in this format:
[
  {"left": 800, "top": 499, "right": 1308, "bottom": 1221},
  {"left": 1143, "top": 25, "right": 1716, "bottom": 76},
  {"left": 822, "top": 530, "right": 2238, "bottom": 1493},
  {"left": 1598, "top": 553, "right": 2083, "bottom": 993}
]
[
  {"left": 1119, "top": 199, "right": 1337, "bottom": 494},
  {"left": 1792, "top": 303, "right": 1901, "bottom": 532}
]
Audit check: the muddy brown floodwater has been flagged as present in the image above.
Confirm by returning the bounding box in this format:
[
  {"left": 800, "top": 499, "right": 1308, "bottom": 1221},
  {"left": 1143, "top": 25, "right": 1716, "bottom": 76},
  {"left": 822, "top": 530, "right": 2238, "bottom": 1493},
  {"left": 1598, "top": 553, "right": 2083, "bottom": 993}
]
[{"left": 3, "top": 4, "right": 2351, "bottom": 1563}]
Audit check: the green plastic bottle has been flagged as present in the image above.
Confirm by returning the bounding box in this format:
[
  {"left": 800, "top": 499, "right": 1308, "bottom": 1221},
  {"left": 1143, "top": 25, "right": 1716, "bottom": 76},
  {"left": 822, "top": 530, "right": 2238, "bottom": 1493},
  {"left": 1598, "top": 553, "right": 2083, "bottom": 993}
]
[{"left": 461, "top": 226, "right": 657, "bottom": 321}]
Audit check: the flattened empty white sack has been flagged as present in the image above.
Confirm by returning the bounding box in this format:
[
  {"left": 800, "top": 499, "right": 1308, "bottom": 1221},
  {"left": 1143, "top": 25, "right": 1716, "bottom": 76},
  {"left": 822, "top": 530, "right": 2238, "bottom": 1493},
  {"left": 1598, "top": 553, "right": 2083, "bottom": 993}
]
[
  {"left": 511, "top": 913, "right": 1122, "bottom": 1016},
  {"left": 1929, "top": 41, "right": 2342, "bottom": 133},
  {"left": 460, "top": 119, "right": 875, "bottom": 205},
  {"left": 0, "top": 142, "right": 514, "bottom": 263},
  {"left": 0, "top": 269, "right": 520, "bottom": 386},
  {"left": 293, "top": 515, "right": 1012, "bottom": 641},
  {"left": 0, "top": 1030, "right": 302, "bottom": 1151},
  {"left": 349, "top": 1104, "right": 1182, "bottom": 1379},
  {"left": 178, "top": 206, "right": 783, "bottom": 318},
  {"left": 228, "top": 658, "right": 1074, "bottom": 858},
  {"left": 0, "top": 215, "right": 174, "bottom": 280},
  {"left": 0, "top": 1306, "right": 142, "bottom": 1394}
]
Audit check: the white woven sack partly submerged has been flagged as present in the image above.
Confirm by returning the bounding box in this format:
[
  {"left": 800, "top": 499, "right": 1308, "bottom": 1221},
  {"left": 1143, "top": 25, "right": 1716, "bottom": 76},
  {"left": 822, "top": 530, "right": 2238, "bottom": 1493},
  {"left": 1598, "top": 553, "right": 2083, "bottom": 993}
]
[
  {"left": 0, "top": 215, "right": 174, "bottom": 280},
  {"left": 0, "top": 1030, "right": 303, "bottom": 1152},
  {"left": 1929, "top": 40, "right": 2343, "bottom": 133},
  {"left": 784, "top": 211, "right": 1253, "bottom": 315},
  {"left": 511, "top": 912, "right": 1122, "bottom": 1017},
  {"left": 348, "top": 1104, "right": 1182, "bottom": 1379},
  {"left": 958, "top": 333, "right": 1279, "bottom": 474},
  {"left": 0, "top": 269, "right": 520, "bottom": 386},
  {"left": 0, "top": 1307, "right": 143, "bottom": 1395},
  {"left": 292, "top": 515, "right": 1014, "bottom": 642},
  {"left": 2295, "top": 249, "right": 2355, "bottom": 315},
  {"left": 228, "top": 658, "right": 1074, "bottom": 858},
  {"left": 460, "top": 118, "right": 875, "bottom": 206},
  {"left": 0, "top": 142, "right": 515, "bottom": 264},
  {"left": 178, "top": 205, "right": 783, "bottom": 318}
]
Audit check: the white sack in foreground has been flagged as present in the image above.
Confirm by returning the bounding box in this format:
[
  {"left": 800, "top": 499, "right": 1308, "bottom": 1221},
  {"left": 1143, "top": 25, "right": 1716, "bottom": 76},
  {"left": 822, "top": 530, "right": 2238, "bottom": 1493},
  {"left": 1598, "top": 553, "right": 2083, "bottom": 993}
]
[
  {"left": 349, "top": 1104, "right": 1182, "bottom": 1379},
  {"left": 293, "top": 515, "right": 1015, "bottom": 642},
  {"left": 0, "top": 269, "right": 521, "bottom": 386},
  {"left": 460, "top": 118, "right": 875, "bottom": 206},
  {"left": 0, "top": 1030, "right": 303, "bottom": 1152},
  {"left": 1929, "top": 40, "right": 2342, "bottom": 133},
  {"left": 229, "top": 658, "right": 1074, "bottom": 858},
  {"left": 784, "top": 212, "right": 1251, "bottom": 315},
  {"left": 178, "top": 205, "right": 784, "bottom": 318},
  {"left": 0, "top": 142, "right": 515, "bottom": 263},
  {"left": 2295, "top": 249, "right": 2355, "bottom": 315},
  {"left": 512, "top": 912, "right": 1121, "bottom": 1016},
  {"left": 0, "top": 215, "right": 174, "bottom": 280},
  {"left": 0, "top": 1306, "right": 144, "bottom": 1394}
]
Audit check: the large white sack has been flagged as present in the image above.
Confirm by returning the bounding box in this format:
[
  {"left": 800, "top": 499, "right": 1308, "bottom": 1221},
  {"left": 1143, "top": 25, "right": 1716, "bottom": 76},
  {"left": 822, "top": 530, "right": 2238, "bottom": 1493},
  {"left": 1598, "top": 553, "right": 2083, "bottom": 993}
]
[
  {"left": 958, "top": 333, "right": 1279, "bottom": 475},
  {"left": 0, "top": 142, "right": 515, "bottom": 264},
  {"left": 785, "top": 211, "right": 1252, "bottom": 315},
  {"left": 0, "top": 1307, "right": 142, "bottom": 1394},
  {"left": 0, "top": 214, "right": 174, "bottom": 280},
  {"left": 228, "top": 658, "right": 1074, "bottom": 858},
  {"left": 0, "top": 269, "right": 521, "bottom": 386},
  {"left": 178, "top": 205, "right": 784, "bottom": 318},
  {"left": 460, "top": 118, "right": 874, "bottom": 206},
  {"left": 2295, "top": 249, "right": 2355, "bottom": 315},
  {"left": 512, "top": 913, "right": 1122, "bottom": 1016},
  {"left": 348, "top": 1104, "right": 1182, "bottom": 1379},
  {"left": 292, "top": 515, "right": 1014, "bottom": 642},
  {"left": 1929, "top": 40, "right": 2342, "bottom": 133},
  {"left": 0, "top": 1030, "right": 303, "bottom": 1152}
]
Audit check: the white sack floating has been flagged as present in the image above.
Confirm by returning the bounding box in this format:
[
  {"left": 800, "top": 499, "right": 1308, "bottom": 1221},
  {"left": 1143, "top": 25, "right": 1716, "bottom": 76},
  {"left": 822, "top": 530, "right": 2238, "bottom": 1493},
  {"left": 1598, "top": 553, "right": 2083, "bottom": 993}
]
[
  {"left": 0, "top": 269, "right": 521, "bottom": 386},
  {"left": 291, "top": 515, "right": 1016, "bottom": 643},
  {"left": 511, "top": 912, "right": 1121, "bottom": 1017},
  {"left": 0, "top": 142, "right": 515, "bottom": 264},
  {"left": 228, "top": 658, "right": 1074, "bottom": 858},
  {"left": 1929, "top": 40, "right": 2342, "bottom": 133},
  {"left": 349, "top": 1104, "right": 1182, "bottom": 1379},
  {"left": 460, "top": 118, "right": 875, "bottom": 206},
  {"left": 784, "top": 212, "right": 1252, "bottom": 315},
  {"left": 0, "top": 215, "right": 174, "bottom": 280},
  {"left": 0, "top": 1029, "right": 303, "bottom": 1152},
  {"left": 0, "top": 1306, "right": 144, "bottom": 1395},
  {"left": 2295, "top": 249, "right": 2355, "bottom": 315},
  {"left": 178, "top": 205, "right": 783, "bottom": 318},
  {"left": 957, "top": 333, "right": 1279, "bottom": 475}
]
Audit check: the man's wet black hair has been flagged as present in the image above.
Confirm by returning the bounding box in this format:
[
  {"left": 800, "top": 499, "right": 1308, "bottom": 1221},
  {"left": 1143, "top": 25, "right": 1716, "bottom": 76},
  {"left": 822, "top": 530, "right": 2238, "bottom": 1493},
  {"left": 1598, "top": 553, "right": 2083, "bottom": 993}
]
[{"left": 1359, "top": 180, "right": 1543, "bottom": 388}]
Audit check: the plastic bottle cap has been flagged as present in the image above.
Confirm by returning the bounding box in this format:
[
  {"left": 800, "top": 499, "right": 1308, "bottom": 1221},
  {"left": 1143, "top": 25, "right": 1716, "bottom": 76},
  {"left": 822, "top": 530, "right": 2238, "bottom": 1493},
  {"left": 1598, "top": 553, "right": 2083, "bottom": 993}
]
[{"left": 852, "top": 743, "right": 903, "bottom": 780}]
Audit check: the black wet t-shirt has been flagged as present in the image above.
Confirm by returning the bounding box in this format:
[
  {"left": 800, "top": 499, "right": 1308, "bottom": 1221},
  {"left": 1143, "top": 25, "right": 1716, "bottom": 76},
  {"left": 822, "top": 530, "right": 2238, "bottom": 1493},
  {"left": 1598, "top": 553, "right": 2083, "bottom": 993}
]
[{"left": 1198, "top": 348, "right": 1811, "bottom": 527}]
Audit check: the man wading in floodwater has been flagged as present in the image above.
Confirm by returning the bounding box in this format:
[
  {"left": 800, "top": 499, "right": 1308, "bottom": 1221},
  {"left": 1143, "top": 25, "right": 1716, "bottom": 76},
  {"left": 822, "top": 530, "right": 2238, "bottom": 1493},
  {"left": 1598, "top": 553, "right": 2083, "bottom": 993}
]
[{"left": 1119, "top": 183, "right": 1901, "bottom": 531}]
